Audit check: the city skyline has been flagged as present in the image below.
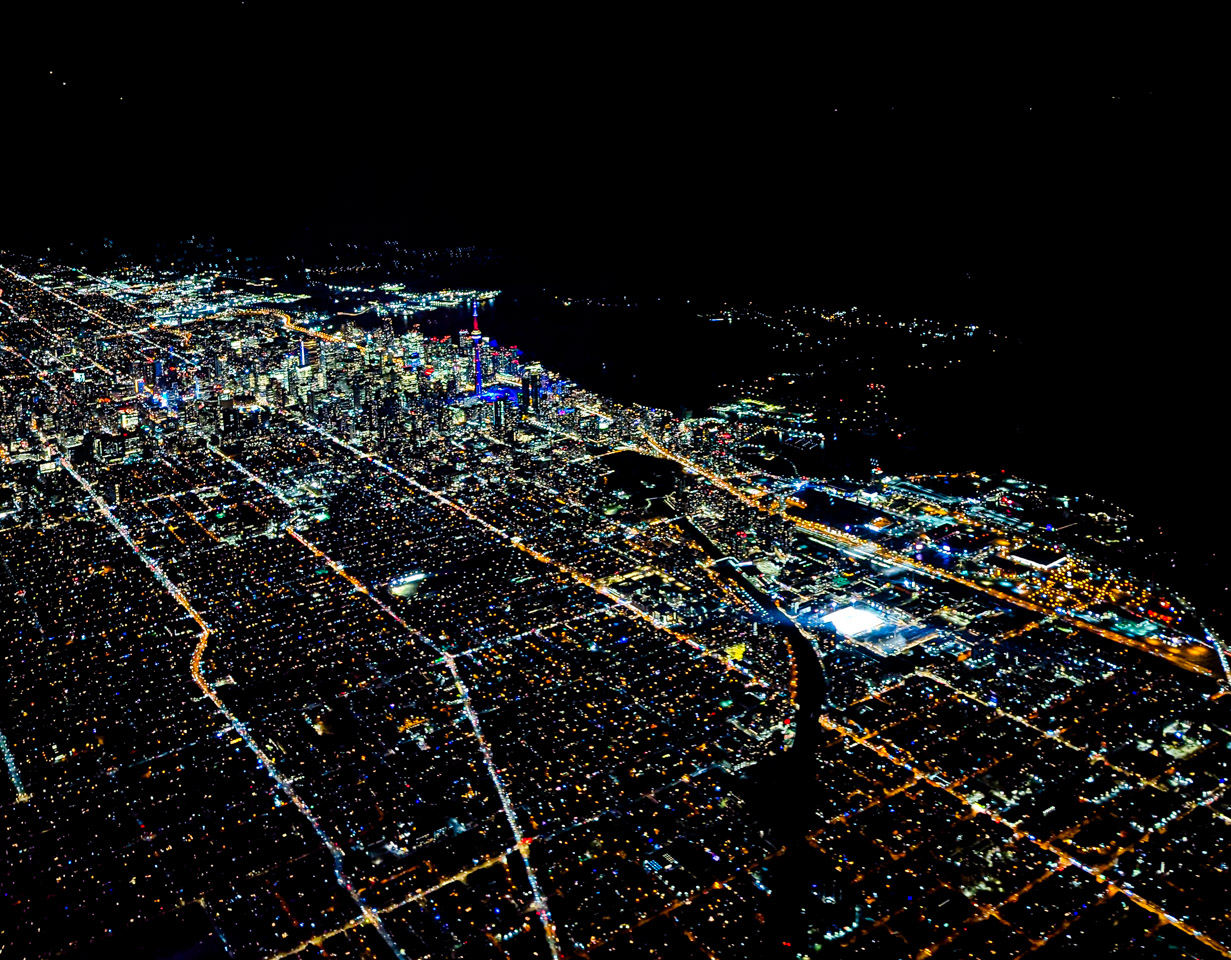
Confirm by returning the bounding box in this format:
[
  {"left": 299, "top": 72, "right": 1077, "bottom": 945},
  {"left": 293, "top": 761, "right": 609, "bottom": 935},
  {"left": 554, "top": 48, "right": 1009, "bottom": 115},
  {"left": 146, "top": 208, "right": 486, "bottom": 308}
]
[
  {"left": 1, "top": 244, "right": 1227, "bottom": 958},
  {"left": 0, "top": 24, "right": 1220, "bottom": 960}
]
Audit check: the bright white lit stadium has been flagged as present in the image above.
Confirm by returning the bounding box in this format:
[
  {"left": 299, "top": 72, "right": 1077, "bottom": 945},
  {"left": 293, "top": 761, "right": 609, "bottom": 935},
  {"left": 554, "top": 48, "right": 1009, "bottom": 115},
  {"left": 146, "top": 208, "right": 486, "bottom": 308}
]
[{"left": 821, "top": 605, "right": 888, "bottom": 638}]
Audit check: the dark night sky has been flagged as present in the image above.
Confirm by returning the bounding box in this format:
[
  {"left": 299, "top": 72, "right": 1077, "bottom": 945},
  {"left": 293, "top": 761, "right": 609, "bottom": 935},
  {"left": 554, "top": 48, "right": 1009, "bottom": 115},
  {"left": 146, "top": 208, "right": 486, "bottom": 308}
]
[
  {"left": 3, "top": 16, "right": 1203, "bottom": 287},
  {"left": 2, "top": 15, "right": 1220, "bottom": 554}
]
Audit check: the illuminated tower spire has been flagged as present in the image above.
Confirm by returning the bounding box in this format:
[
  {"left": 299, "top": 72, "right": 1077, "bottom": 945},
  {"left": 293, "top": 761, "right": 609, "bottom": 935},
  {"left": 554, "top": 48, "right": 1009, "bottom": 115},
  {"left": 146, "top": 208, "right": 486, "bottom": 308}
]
[{"left": 471, "top": 301, "right": 483, "bottom": 394}]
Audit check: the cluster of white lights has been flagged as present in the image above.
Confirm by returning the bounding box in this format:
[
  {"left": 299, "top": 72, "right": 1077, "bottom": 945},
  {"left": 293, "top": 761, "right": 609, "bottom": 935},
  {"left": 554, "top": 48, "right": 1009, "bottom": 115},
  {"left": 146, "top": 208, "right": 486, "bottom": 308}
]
[{"left": 821, "top": 606, "right": 886, "bottom": 638}]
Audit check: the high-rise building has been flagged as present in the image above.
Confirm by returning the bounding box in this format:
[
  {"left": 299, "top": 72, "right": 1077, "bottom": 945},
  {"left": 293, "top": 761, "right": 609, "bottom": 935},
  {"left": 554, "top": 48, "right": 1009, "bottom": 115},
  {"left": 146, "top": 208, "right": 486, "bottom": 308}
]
[
  {"left": 520, "top": 361, "right": 543, "bottom": 416},
  {"left": 404, "top": 330, "right": 424, "bottom": 370},
  {"left": 315, "top": 346, "right": 329, "bottom": 392},
  {"left": 481, "top": 337, "right": 493, "bottom": 382}
]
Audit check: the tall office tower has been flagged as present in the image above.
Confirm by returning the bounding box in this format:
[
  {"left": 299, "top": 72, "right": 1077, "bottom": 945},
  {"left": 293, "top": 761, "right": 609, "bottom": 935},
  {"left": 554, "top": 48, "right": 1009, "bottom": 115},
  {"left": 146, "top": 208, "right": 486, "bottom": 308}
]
[
  {"left": 470, "top": 302, "right": 484, "bottom": 394},
  {"left": 530, "top": 363, "right": 544, "bottom": 415},
  {"left": 298, "top": 339, "right": 309, "bottom": 368},
  {"left": 201, "top": 395, "right": 222, "bottom": 434},
  {"left": 492, "top": 397, "right": 508, "bottom": 434},
  {"left": 315, "top": 346, "right": 329, "bottom": 392},
  {"left": 404, "top": 330, "right": 424, "bottom": 368},
  {"left": 481, "top": 338, "right": 494, "bottom": 382},
  {"left": 365, "top": 344, "right": 382, "bottom": 378},
  {"left": 520, "top": 361, "right": 543, "bottom": 416},
  {"left": 294, "top": 363, "right": 312, "bottom": 401}
]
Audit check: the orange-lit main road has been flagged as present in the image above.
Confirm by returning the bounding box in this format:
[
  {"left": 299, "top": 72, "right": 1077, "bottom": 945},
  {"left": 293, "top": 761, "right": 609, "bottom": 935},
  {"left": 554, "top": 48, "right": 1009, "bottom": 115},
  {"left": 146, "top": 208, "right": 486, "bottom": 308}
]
[
  {"left": 264, "top": 846, "right": 522, "bottom": 960},
  {"left": 238, "top": 307, "right": 359, "bottom": 353}
]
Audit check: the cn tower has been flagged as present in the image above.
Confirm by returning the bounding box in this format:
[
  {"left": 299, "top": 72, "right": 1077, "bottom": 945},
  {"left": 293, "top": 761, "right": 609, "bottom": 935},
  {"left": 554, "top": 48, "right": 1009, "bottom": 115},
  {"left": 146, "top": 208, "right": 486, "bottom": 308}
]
[{"left": 470, "top": 301, "right": 483, "bottom": 393}]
